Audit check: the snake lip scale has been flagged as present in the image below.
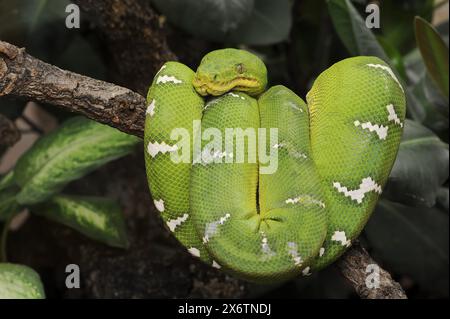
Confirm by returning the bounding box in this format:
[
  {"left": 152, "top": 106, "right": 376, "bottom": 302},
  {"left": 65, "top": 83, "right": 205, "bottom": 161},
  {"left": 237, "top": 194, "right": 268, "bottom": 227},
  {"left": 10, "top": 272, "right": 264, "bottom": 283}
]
[
  {"left": 192, "top": 76, "right": 262, "bottom": 96},
  {"left": 144, "top": 48, "right": 406, "bottom": 283}
]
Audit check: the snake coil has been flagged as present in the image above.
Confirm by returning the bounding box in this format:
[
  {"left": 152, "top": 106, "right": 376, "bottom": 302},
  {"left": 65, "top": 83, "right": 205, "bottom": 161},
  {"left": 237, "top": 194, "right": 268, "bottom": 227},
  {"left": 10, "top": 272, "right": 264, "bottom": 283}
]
[{"left": 144, "top": 49, "right": 405, "bottom": 283}]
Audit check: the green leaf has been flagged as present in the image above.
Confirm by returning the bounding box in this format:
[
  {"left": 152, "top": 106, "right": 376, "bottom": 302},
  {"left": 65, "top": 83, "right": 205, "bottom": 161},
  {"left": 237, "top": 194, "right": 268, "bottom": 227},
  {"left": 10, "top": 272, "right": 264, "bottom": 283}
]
[
  {"left": 224, "top": 0, "right": 292, "bottom": 45},
  {"left": 151, "top": 0, "right": 291, "bottom": 45},
  {"left": 327, "top": 0, "right": 389, "bottom": 60},
  {"left": 34, "top": 195, "right": 129, "bottom": 248},
  {"left": 327, "top": 0, "right": 426, "bottom": 122},
  {"left": 384, "top": 120, "right": 449, "bottom": 207},
  {"left": 0, "top": 188, "right": 20, "bottom": 221},
  {"left": 0, "top": 263, "right": 45, "bottom": 299},
  {"left": 0, "top": 171, "right": 15, "bottom": 192},
  {"left": 366, "top": 200, "right": 449, "bottom": 296},
  {"left": 151, "top": 0, "right": 255, "bottom": 41},
  {"left": 379, "top": 0, "right": 434, "bottom": 54},
  {"left": 415, "top": 16, "right": 449, "bottom": 99},
  {"left": 378, "top": 36, "right": 407, "bottom": 79},
  {"left": 13, "top": 117, "right": 140, "bottom": 205}
]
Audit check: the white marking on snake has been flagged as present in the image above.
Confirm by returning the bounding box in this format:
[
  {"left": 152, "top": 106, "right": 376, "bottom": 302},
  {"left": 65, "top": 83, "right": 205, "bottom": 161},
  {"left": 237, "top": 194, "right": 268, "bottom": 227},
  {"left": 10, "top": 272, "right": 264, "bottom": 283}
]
[
  {"left": 156, "top": 75, "right": 182, "bottom": 84},
  {"left": 187, "top": 247, "right": 200, "bottom": 257},
  {"left": 166, "top": 213, "right": 189, "bottom": 232},
  {"left": 202, "top": 213, "right": 231, "bottom": 243},
  {"left": 273, "top": 142, "right": 307, "bottom": 158},
  {"left": 146, "top": 99, "right": 156, "bottom": 117},
  {"left": 331, "top": 231, "right": 351, "bottom": 247},
  {"left": 212, "top": 260, "right": 221, "bottom": 269},
  {"left": 333, "top": 177, "right": 382, "bottom": 204},
  {"left": 319, "top": 247, "right": 325, "bottom": 257},
  {"left": 147, "top": 141, "right": 178, "bottom": 157},
  {"left": 157, "top": 65, "right": 166, "bottom": 74},
  {"left": 386, "top": 104, "right": 403, "bottom": 128},
  {"left": 366, "top": 64, "right": 404, "bottom": 93},
  {"left": 290, "top": 151, "right": 308, "bottom": 159},
  {"left": 153, "top": 199, "right": 165, "bottom": 212},
  {"left": 272, "top": 143, "right": 285, "bottom": 149},
  {"left": 287, "top": 242, "right": 303, "bottom": 266},
  {"left": 354, "top": 120, "right": 388, "bottom": 140},
  {"left": 285, "top": 195, "right": 326, "bottom": 208},
  {"left": 260, "top": 232, "right": 276, "bottom": 260},
  {"left": 302, "top": 266, "right": 311, "bottom": 276},
  {"left": 228, "top": 92, "right": 245, "bottom": 100},
  {"left": 288, "top": 102, "right": 303, "bottom": 112},
  {"left": 198, "top": 149, "right": 233, "bottom": 165}
]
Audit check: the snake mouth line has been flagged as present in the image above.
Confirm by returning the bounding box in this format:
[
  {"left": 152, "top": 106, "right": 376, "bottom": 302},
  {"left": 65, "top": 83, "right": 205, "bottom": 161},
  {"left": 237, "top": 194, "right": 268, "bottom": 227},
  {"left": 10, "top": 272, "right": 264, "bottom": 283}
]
[{"left": 193, "top": 76, "right": 261, "bottom": 96}]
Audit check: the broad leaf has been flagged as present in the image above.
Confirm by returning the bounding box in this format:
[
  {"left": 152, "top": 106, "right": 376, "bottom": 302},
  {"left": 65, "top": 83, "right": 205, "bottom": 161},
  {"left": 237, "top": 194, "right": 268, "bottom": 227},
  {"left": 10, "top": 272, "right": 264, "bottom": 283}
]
[
  {"left": 0, "top": 263, "right": 45, "bottom": 299},
  {"left": 327, "top": 0, "right": 389, "bottom": 60},
  {"left": 384, "top": 120, "right": 449, "bottom": 206},
  {"left": 34, "top": 195, "right": 129, "bottom": 248},
  {"left": 380, "top": 0, "right": 434, "bottom": 54},
  {"left": 0, "top": 188, "right": 20, "bottom": 221},
  {"left": 151, "top": 0, "right": 291, "bottom": 45},
  {"left": 225, "top": 0, "right": 292, "bottom": 45},
  {"left": 151, "top": 0, "right": 255, "bottom": 41},
  {"left": 14, "top": 117, "right": 140, "bottom": 205},
  {"left": 415, "top": 16, "right": 449, "bottom": 99},
  {"left": 327, "top": 0, "right": 426, "bottom": 122},
  {"left": 0, "top": 171, "right": 15, "bottom": 192},
  {"left": 366, "top": 200, "right": 449, "bottom": 296}
]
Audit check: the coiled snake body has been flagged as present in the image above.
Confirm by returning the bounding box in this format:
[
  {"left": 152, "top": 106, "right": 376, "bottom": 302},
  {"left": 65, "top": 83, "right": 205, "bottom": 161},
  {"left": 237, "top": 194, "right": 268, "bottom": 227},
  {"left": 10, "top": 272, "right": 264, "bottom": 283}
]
[{"left": 144, "top": 49, "right": 405, "bottom": 283}]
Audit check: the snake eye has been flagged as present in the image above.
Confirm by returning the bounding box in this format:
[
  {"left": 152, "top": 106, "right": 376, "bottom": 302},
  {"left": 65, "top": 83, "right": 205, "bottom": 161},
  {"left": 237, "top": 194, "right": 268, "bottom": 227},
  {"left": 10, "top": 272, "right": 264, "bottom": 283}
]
[
  {"left": 213, "top": 74, "right": 218, "bottom": 80},
  {"left": 236, "top": 63, "right": 245, "bottom": 74}
]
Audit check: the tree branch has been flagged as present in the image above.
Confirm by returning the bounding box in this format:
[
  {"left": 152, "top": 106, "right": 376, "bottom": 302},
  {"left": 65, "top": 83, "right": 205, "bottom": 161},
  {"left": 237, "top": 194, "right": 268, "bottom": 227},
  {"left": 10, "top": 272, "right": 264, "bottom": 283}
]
[
  {"left": 0, "top": 40, "right": 146, "bottom": 138},
  {"left": 0, "top": 40, "right": 407, "bottom": 299},
  {"left": 336, "top": 241, "right": 407, "bottom": 299}
]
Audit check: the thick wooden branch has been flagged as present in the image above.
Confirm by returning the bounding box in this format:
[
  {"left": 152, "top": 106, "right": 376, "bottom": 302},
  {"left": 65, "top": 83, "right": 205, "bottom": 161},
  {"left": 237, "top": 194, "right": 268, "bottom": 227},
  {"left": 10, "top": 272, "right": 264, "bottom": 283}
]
[
  {"left": 0, "top": 41, "right": 146, "bottom": 138},
  {"left": 0, "top": 40, "right": 407, "bottom": 299},
  {"left": 336, "top": 241, "right": 407, "bottom": 299}
]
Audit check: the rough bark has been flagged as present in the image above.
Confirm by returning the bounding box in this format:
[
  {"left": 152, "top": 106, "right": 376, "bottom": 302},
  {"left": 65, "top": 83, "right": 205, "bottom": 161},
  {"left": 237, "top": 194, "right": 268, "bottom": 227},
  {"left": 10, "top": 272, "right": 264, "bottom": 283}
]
[{"left": 337, "top": 241, "right": 407, "bottom": 299}]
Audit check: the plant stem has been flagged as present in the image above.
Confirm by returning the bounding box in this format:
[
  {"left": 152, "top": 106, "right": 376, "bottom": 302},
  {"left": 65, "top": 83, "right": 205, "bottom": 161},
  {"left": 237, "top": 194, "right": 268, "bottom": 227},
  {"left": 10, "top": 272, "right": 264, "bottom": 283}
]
[{"left": 0, "top": 216, "right": 12, "bottom": 263}]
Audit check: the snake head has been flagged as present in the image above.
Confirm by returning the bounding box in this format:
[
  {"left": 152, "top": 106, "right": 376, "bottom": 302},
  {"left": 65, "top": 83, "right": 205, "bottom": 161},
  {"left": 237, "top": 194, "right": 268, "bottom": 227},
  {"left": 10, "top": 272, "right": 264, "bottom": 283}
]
[{"left": 193, "top": 48, "right": 268, "bottom": 97}]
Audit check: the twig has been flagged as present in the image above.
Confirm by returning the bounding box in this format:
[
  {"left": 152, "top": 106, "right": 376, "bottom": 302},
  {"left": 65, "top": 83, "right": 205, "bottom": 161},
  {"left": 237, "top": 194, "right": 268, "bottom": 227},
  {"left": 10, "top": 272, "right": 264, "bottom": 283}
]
[
  {"left": 0, "top": 40, "right": 407, "bottom": 299},
  {"left": 336, "top": 241, "right": 407, "bottom": 299}
]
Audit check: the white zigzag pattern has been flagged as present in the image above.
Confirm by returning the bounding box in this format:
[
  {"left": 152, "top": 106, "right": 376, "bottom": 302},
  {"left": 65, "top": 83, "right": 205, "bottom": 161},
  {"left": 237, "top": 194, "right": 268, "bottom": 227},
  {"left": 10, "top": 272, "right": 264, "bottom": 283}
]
[
  {"left": 147, "top": 141, "right": 178, "bottom": 157},
  {"left": 366, "top": 63, "right": 404, "bottom": 93},
  {"left": 354, "top": 120, "right": 388, "bottom": 140},
  {"left": 386, "top": 104, "right": 403, "bottom": 128},
  {"left": 146, "top": 99, "right": 156, "bottom": 117},
  {"left": 166, "top": 213, "right": 189, "bottom": 232},
  {"left": 333, "top": 177, "right": 382, "bottom": 204},
  {"left": 156, "top": 75, "right": 182, "bottom": 84},
  {"left": 331, "top": 231, "right": 351, "bottom": 247},
  {"left": 202, "top": 213, "right": 231, "bottom": 243},
  {"left": 287, "top": 242, "right": 303, "bottom": 266}
]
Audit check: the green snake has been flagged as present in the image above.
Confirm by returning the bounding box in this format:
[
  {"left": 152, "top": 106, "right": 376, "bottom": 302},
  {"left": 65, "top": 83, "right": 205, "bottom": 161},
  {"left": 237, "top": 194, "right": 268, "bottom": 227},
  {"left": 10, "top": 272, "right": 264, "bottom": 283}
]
[{"left": 144, "top": 49, "right": 405, "bottom": 283}]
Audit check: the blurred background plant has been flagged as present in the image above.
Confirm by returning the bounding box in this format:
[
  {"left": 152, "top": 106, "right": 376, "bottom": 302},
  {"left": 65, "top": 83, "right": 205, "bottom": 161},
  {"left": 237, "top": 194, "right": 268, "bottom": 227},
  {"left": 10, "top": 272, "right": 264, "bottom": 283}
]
[{"left": 0, "top": 0, "right": 448, "bottom": 298}]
